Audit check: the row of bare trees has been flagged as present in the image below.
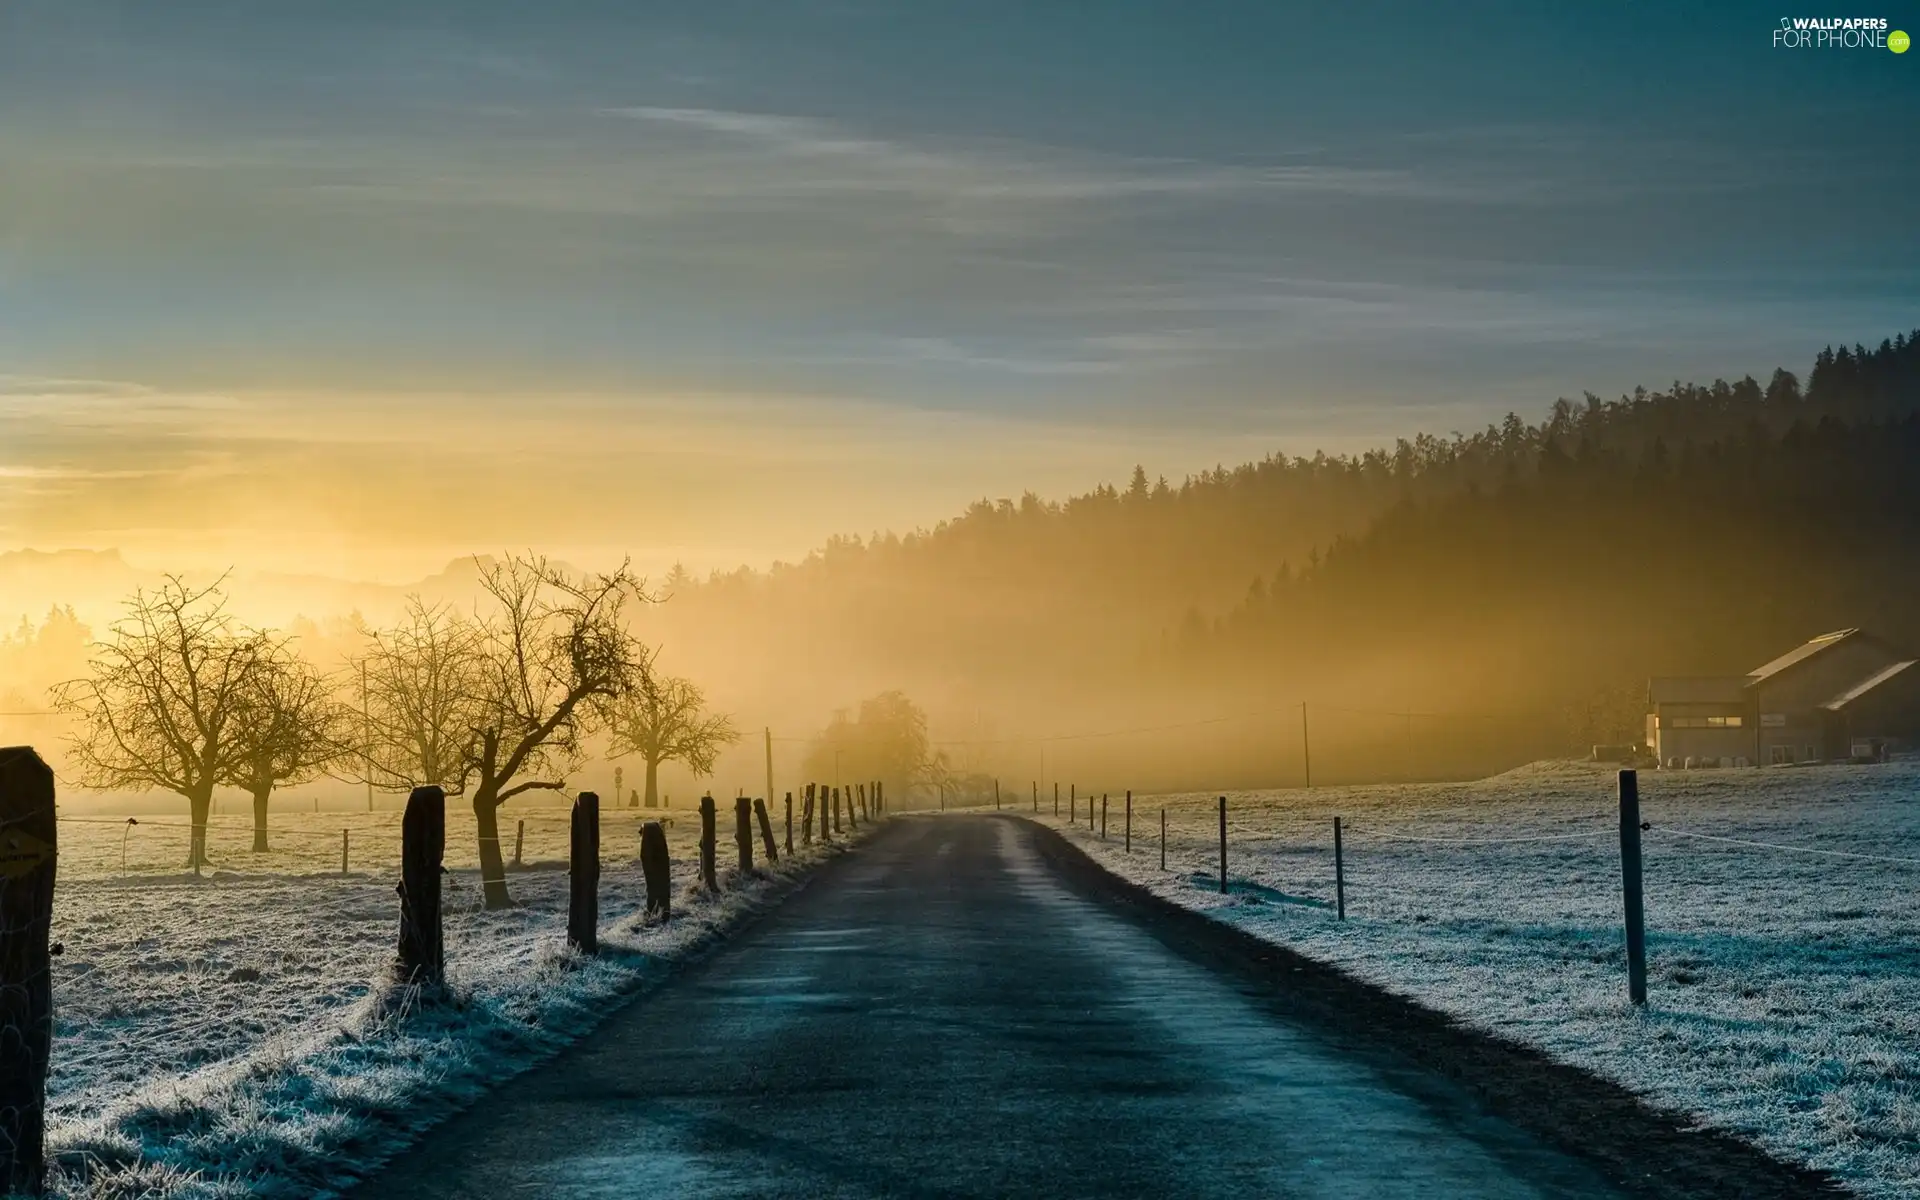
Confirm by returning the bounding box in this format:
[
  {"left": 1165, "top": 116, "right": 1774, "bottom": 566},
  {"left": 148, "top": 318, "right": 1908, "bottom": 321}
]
[{"left": 51, "top": 554, "right": 737, "bottom": 909}]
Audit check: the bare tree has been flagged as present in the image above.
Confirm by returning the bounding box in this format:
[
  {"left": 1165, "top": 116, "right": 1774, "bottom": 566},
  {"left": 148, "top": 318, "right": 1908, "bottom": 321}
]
[
  {"left": 467, "top": 554, "right": 651, "bottom": 910},
  {"left": 351, "top": 597, "right": 489, "bottom": 795},
  {"left": 51, "top": 577, "right": 268, "bottom": 872},
  {"left": 608, "top": 655, "right": 739, "bottom": 808},
  {"left": 225, "top": 650, "right": 347, "bottom": 852}
]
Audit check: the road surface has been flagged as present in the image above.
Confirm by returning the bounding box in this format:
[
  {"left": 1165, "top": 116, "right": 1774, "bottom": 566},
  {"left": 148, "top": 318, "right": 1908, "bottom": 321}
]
[{"left": 361, "top": 815, "right": 1625, "bottom": 1198}]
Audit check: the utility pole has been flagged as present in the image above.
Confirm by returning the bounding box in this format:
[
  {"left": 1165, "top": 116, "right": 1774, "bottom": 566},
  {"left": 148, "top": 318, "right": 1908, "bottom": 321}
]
[{"left": 1302, "top": 702, "right": 1312, "bottom": 790}]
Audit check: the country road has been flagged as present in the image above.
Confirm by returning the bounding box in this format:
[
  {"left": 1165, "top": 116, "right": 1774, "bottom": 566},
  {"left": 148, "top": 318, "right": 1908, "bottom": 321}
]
[{"left": 357, "top": 814, "right": 1646, "bottom": 1198}]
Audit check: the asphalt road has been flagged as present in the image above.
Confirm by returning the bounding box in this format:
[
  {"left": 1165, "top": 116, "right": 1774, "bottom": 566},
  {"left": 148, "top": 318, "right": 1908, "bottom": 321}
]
[{"left": 361, "top": 815, "right": 1626, "bottom": 1199}]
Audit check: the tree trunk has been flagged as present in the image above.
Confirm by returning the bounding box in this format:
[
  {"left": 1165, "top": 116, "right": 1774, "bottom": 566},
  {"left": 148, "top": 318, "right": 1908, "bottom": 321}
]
[
  {"left": 474, "top": 788, "right": 513, "bottom": 910},
  {"left": 187, "top": 784, "right": 213, "bottom": 874},
  {"left": 644, "top": 756, "right": 660, "bottom": 808},
  {"left": 251, "top": 783, "right": 272, "bottom": 852}
]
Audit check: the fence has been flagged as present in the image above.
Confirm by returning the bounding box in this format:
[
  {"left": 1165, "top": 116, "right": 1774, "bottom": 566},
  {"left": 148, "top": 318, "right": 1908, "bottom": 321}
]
[
  {"left": 0, "top": 750, "right": 892, "bottom": 1192},
  {"left": 1019, "top": 761, "right": 1920, "bottom": 1008}
]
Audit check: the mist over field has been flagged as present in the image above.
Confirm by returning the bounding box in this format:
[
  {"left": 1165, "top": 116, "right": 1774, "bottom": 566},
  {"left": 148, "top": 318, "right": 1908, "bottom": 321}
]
[{"left": 6, "top": 331, "right": 1919, "bottom": 804}]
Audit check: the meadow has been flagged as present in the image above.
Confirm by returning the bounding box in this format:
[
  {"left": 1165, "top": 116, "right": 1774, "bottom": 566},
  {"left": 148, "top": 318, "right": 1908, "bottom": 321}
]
[{"left": 1033, "top": 760, "right": 1920, "bottom": 1198}]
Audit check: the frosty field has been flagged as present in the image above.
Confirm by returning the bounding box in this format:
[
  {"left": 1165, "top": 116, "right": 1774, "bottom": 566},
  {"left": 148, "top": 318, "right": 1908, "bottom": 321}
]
[
  {"left": 42, "top": 798, "right": 844, "bottom": 1198},
  {"left": 1030, "top": 761, "right": 1920, "bottom": 1198}
]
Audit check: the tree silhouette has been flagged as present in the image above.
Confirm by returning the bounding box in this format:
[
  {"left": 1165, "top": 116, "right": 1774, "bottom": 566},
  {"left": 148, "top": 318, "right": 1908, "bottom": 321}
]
[
  {"left": 51, "top": 577, "right": 267, "bottom": 872},
  {"left": 351, "top": 597, "right": 489, "bottom": 795},
  {"left": 466, "top": 554, "right": 651, "bottom": 910},
  {"left": 225, "top": 650, "right": 347, "bottom": 851},
  {"left": 607, "top": 655, "right": 738, "bottom": 808}
]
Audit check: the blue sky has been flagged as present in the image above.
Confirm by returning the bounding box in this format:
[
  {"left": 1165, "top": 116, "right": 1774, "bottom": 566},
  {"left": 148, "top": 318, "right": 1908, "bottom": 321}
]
[{"left": 0, "top": 1, "right": 1914, "bottom": 577}]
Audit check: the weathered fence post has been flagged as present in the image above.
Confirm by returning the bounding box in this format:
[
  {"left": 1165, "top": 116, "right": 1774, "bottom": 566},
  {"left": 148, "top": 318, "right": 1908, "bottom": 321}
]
[
  {"left": 832, "top": 787, "right": 842, "bottom": 835},
  {"left": 0, "top": 746, "right": 56, "bottom": 1198},
  {"left": 1124, "top": 791, "right": 1132, "bottom": 852},
  {"left": 1032, "top": 781, "right": 1038, "bottom": 813},
  {"left": 513, "top": 818, "right": 524, "bottom": 868},
  {"left": 1053, "top": 782, "right": 1059, "bottom": 816},
  {"left": 1070, "top": 784, "right": 1076, "bottom": 824},
  {"left": 341, "top": 828, "right": 349, "bottom": 876},
  {"left": 994, "top": 779, "right": 1001, "bottom": 811},
  {"left": 802, "top": 785, "right": 814, "bottom": 846},
  {"left": 784, "top": 792, "right": 794, "bottom": 855},
  {"left": 569, "top": 791, "right": 601, "bottom": 954},
  {"left": 396, "top": 785, "right": 445, "bottom": 988},
  {"left": 1218, "top": 795, "right": 1228, "bottom": 895},
  {"left": 755, "top": 797, "right": 779, "bottom": 864},
  {"left": 1160, "top": 808, "right": 1167, "bottom": 871},
  {"left": 640, "top": 820, "right": 672, "bottom": 920},
  {"left": 1619, "top": 769, "right": 1647, "bottom": 1005},
  {"left": 848, "top": 785, "right": 860, "bottom": 829},
  {"left": 1100, "top": 794, "right": 1107, "bottom": 838},
  {"left": 1333, "top": 816, "right": 1346, "bottom": 921},
  {"left": 735, "top": 795, "right": 754, "bottom": 875},
  {"left": 699, "top": 795, "right": 718, "bottom": 890}
]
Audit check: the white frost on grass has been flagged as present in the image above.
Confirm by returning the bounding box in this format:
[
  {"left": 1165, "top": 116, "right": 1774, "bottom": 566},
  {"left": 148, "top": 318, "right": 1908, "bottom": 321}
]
[
  {"left": 45, "top": 805, "right": 861, "bottom": 1199},
  {"left": 1025, "top": 761, "right": 1920, "bottom": 1199}
]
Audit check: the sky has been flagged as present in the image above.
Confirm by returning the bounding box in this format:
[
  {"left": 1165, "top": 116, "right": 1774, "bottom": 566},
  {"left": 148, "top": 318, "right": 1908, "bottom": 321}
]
[{"left": 1, "top": 0, "right": 1915, "bottom": 582}]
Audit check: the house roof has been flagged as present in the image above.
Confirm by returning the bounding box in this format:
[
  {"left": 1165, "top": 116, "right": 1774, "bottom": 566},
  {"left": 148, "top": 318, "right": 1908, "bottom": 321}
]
[
  {"left": 1821, "top": 659, "right": 1920, "bottom": 711},
  {"left": 1746, "top": 628, "right": 1861, "bottom": 685}
]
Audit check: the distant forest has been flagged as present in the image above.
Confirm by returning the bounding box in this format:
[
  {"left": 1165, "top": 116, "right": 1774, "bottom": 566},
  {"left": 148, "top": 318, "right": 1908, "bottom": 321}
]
[{"left": 653, "top": 330, "right": 1920, "bottom": 787}]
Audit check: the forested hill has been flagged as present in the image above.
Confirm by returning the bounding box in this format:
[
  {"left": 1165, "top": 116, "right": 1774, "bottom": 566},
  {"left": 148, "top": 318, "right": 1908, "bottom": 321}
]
[{"left": 650, "top": 330, "right": 1920, "bottom": 779}]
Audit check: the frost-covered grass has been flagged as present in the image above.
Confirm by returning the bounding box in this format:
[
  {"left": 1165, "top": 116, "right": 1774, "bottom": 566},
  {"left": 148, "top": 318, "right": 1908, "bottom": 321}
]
[
  {"left": 44, "top": 802, "right": 855, "bottom": 1199},
  {"left": 1030, "top": 761, "right": 1920, "bottom": 1199}
]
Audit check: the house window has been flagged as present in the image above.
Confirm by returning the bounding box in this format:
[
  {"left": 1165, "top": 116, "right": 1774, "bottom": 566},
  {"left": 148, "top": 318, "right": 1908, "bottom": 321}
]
[{"left": 1661, "top": 715, "right": 1746, "bottom": 729}]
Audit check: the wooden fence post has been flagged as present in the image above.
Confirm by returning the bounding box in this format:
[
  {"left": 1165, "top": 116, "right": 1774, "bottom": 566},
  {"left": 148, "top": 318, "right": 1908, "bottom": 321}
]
[
  {"left": 1100, "top": 794, "right": 1107, "bottom": 838},
  {"left": 802, "top": 785, "right": 814, "bottom": 846},
  {"left": 784, "top": 792, "right": 794, "bottom": 855},
  {"left": 994, "top": 779, "right": 1001, "bottom": 811},
  {"left": 1070, "top": 784, "right": 1076, "bottom": 824},
  {"left": 1619, "top": 770, "right": 1647, "bottom": 1005},
  {"left": 513, "top": 818, "right": 524, "bottom": 868},
  {"left": 1160, "top": 808, "right": 1166, "bottom": 871},
  {"left": 1218, "top": 795, "right": 1228, "bottom": 895},
  {"left": 699, "top": 795, "right": 718, "bottom": 890},
  {"left": 832, "top": 787, "right": 842, "bottom": 835},
  {"left": 1124, "top": 791, "right": 1132, "bottom": 852},
  {"left": 396, "top": 785, "right": 445, "bottom": 988},
  {"left": 569, "top": 791, "right": 601, "bottom": 954},
  {"left": 755, "top": 797, "right": 779, "bottom": 864},
  {"left": 1054, "top": 782, "right": 1059, "bottom": 816},
  {"left": 0, "top": 746, "right": 56, "bottom": 1197},
  {"left": 640, "top": 820, "right": 672, "bottom": 920},
  {"left": 1032, "top": 781, "right": 1038, "bottom": 813},
  {"left": 735, "top": 795, "right": 754, "bottom": 875},
  {"left": 1333, "top": 816, "right": 1346, "bottom": 920},
  {"left": 341, "top": 828, "right": 349, "bottom": 876}
]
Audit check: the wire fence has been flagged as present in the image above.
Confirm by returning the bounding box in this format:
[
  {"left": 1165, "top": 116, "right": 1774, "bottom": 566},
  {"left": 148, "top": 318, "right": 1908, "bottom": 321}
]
[
  {"left": 1026, "top": 766, "right": 1920, "bottom": 972},
  {"left": 48, "top": 804, "right": 702, "bottom": 883}
]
